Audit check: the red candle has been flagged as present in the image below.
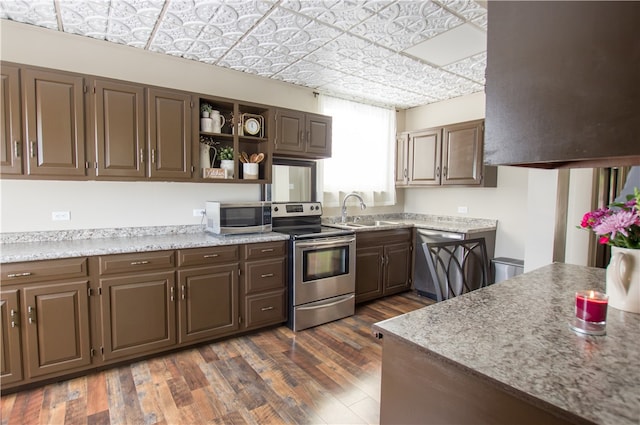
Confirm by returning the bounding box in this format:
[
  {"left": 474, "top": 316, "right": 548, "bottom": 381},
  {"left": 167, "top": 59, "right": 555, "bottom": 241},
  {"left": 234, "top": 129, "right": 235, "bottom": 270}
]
[{"left": 575, "top": 290, "right": 608, "bottom": 323}]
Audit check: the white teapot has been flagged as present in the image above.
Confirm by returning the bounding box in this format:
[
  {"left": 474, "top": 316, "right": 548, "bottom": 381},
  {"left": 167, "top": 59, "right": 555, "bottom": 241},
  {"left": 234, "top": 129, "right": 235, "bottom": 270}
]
[{"left": 210, "top": 110, "right": 225, "bottom": 133}]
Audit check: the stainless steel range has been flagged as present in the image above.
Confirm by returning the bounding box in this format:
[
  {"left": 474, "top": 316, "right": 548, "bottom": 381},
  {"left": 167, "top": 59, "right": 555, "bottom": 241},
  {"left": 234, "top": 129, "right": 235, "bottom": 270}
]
[{"left": 271, "top": 202, "right": 356, "bottom": 331}]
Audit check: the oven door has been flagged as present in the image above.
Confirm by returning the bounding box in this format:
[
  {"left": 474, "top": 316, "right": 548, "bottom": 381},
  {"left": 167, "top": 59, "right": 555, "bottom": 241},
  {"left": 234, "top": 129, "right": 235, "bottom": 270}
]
[{"left": 293, "top": 235, "right": 356, "bottom": 306}]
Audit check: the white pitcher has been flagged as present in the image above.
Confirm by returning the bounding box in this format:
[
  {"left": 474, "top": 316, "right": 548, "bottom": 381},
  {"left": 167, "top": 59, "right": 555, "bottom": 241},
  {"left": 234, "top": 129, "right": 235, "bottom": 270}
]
[
  {"left": 606, "top": 246, "right": 640, "bottom": 314},
  {"left": 210, "top": 110, "right": 225, "bottom": 133}
]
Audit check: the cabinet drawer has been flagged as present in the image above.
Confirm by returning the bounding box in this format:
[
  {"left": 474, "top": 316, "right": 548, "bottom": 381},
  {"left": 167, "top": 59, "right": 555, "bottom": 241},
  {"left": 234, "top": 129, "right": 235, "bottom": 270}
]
[
  {"left": 357, "top": 229, "right": 412, "bottom": 246},
  {"left": 1, "top": 257, "right": 88, "bottom": 284},
  {"left": 244, "top": 290, "right": 286, "bottom": 329},
  {"left": 244, "top": 241, "right": 286, "bottom": 260},
  {"left": 99, "top": 251, "right": 174, "bottom": 275},
  {"left": 245, "top": 258, "right": 286, "bottom": 295},
  {"left": 177, "top": 246, "right": 239, "bottom": 267}
]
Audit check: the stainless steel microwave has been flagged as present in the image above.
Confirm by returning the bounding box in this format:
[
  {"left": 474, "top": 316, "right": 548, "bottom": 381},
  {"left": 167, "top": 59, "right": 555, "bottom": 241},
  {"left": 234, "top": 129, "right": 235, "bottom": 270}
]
[{"left": 205, "top": 201, "right": 272, "bottom": 235}]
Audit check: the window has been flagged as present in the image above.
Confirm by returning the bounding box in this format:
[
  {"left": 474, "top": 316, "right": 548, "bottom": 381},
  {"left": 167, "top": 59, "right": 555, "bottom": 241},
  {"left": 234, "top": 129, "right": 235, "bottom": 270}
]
[{"left": 318, "top": 95, "right": 396, "bottom": 207}]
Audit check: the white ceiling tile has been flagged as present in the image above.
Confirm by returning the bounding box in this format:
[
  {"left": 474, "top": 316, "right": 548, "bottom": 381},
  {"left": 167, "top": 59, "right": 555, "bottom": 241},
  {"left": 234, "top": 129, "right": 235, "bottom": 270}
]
[
  {"left": 404, "top": 22, "right": 485, "bottom": 66},
  {"left": 1, "top": 0, "right": 58, "bottom": 29},
  {"left": 0, "top": 0, "right": 488, "bottom": 109},
  {"left": 280, "top": 0, "right": 376, "bottom": 30}
]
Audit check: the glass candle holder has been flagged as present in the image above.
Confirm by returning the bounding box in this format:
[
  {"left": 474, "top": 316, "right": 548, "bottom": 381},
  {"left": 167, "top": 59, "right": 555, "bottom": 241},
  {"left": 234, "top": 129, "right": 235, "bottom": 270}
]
[{"left": 570, "top": 290, "right": 608, "bottom": 336}]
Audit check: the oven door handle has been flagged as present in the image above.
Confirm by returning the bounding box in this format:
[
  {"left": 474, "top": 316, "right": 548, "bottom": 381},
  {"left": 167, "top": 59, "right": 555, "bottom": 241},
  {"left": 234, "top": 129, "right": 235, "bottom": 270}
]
[{"left": 295, "top": 235, "right": 356, "bottom": 249}]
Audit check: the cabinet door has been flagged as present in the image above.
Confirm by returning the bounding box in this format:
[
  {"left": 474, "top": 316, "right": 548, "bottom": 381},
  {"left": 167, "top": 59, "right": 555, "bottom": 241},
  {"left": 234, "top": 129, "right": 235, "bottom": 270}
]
[
  {"left": 176, "top": 264, "right": 239, "bottom": 344},
  {"left": 274, "top": 109, "right": 305, "bottom": 155},
  {"left": 100, "top": 271, "right": 176, "bottom": 361},
  {"left": 0, "top": 289, "right": 23, "bottom": 385},
  {"left": 442, "top": 120, "right": 483, "bottom": 185},
  {"left": 22, "top": 281, "right": 91, "bottom": 378},
  {"left": 22, "top": 68, "right": 86, "bottom": 177},
  {"left": 383, "top": 243, "right": 412, "bottom": 294},
  {"left": 395, "top": 133, "right": 409, "bottom": 186},
  {"left": 408, "top": 128, "right": 441, "bottom": 186},
  {"left": 1, "top": 64, "right": 22, "bottom": 175},
  {"left": 93, "top": 79, "right": 145, "bottom": 178},
  {"left": 355, "top": 245, "right": 384, "bottom": 303},
  {"left": 306, "top": 113, "right": 332, "bottom": 158},
  {"left": 147, "top": 88, "right": 192, "bottom": 179}
]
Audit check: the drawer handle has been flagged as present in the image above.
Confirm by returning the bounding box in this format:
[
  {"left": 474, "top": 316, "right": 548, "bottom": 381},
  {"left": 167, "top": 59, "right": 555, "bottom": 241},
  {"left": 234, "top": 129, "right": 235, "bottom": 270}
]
[
  {"left": 261, "top": 273, "right": 274, "bottom": 278},
  {"left": 203, "top": 254, "right": 219, "bottom": 258},
  {"left": 130, "top": 261, "right": 150, "bottom": 265},
  {"left": 261, "top": 248, "right": 274, "bottom": 253},
  {"left": 170, "top": 286, "right": 175, "bottom": 302},
  {"left": 181, "top": 284, "right": 185, "bottom": 300},
  {"left": 261, "top": 306, "right": 274, "bottom": 312},
  {"left": 7, "top": 272, "right": 32, "bottom": 278}
]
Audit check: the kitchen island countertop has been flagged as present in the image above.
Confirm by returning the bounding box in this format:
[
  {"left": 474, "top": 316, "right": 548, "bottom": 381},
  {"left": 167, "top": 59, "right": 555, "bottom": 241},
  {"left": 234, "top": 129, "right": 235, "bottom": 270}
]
[
  {"left": 374, "top": 263, "right": 640, "bottom": 425},
  {"left": 0, "top": 229, "right": 289, "bottom": 263}
]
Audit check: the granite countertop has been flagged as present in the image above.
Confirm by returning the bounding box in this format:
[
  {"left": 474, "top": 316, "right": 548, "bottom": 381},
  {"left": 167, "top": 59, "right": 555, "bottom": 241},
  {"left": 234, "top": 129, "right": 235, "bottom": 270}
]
[
  {"left": 323, "top": 213, "right": 497, "bottom": 234},
  {"left": 0, "top": 226, "right": 289, "bottom": 263},
  {"left": 373, "top": 263, "right": 640, "bottom": 425}
]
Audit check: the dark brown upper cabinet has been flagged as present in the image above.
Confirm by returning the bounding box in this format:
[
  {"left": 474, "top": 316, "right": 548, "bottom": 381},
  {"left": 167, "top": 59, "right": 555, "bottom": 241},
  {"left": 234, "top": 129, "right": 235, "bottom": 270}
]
[
  {"left": 22, "top": 68, "right": 86, "bottom": 177},
  {"left": 0, "top": 65, "right": 22, "bottom": 175},
  {"left": 485, "top": 1, "right": 640, "bottom": 168},
  {"left": 396, "top": 120, "right": 496, "bottom": 187},
  {"left": 91, "top": 79, "right": 146, "bottom": 178},
  {"left": 147, "top": 88, "right": 193, "bottom": 180},
  {"left": 274, "top": 108, "right": 332, "bottom": 159}
]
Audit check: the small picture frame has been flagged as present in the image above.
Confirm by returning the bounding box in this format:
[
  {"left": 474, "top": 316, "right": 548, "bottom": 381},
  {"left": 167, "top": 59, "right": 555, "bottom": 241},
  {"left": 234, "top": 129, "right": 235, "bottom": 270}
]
[{"left": 203, "top": 168, "right": 227, "bottom": 179}]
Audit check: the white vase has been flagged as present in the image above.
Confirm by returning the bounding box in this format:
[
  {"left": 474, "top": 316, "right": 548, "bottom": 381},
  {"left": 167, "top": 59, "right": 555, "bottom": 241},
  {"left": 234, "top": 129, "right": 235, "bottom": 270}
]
[
  {"left": 606, "top": 246, "right": 640, "bottom": 314},
  {"left": 200, "top": 117, "right": 214, "bottom": 132},
  {"left": 200, "top": 144, "right": 211, "bottom": 169},
  {"left": 220, "top": 159, "right": 234, "bottom": 179}
]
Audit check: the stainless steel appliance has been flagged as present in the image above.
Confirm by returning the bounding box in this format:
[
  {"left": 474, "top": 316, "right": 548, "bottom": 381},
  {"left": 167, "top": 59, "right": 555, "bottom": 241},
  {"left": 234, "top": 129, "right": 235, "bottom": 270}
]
[
  {"left": 271, "top": 202, "right": 356, "bottom": 331},
  {"left": 205, "top": 201, "right": 271, "bottom": 235}
]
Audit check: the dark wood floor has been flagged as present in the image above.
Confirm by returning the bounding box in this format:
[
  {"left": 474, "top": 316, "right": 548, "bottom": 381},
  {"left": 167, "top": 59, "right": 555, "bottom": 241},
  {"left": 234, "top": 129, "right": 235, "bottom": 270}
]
[{"left": 1, "top": 291, "right": 432, "bottom": 425}]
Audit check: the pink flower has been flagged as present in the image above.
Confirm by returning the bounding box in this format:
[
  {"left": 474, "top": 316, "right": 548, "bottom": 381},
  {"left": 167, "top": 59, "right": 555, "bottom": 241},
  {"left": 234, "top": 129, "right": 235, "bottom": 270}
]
[
  {"left": 581, "top": 208, "right": 610, "bottom": 229},
  {"left": 593, "top": 210, "right": 639, "bottom": 239}
]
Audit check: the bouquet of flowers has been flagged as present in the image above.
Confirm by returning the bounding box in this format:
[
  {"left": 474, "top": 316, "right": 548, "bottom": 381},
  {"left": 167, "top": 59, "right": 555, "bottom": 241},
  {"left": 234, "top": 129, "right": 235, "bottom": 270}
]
[{"left": 580, "top": 188, "right": 640, "bottom": 249}]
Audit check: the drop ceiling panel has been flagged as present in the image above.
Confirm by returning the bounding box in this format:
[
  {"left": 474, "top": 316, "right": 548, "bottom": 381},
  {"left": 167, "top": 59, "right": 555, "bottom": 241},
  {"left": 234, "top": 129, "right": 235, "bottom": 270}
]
[{"left": 0, "top": 0, "right": 488, "bottom": 109}]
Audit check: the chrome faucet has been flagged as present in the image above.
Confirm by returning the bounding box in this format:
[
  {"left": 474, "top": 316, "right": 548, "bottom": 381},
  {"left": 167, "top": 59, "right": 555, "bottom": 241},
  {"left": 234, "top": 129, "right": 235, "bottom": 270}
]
[{"left": 341, "top": 192, "right": 366, "bottom": 223}]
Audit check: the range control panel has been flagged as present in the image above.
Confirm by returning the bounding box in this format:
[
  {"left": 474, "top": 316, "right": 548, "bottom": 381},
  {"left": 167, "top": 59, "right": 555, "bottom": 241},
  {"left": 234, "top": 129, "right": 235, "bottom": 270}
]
[{"left": 271, "top": 202, "right": 322, "bottom": 218}]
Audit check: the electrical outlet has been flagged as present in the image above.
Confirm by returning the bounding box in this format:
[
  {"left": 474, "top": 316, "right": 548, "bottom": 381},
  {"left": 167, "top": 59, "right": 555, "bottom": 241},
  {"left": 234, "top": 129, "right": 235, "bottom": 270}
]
[
  {"left": 193, "top": 209, "right": 205, "bottom": 217},
  {"left": 52, "top": 211, "right": 71, "bottom": 221},
  {"left": 457, "top": 206, "right": 468, "bottom": 214}
]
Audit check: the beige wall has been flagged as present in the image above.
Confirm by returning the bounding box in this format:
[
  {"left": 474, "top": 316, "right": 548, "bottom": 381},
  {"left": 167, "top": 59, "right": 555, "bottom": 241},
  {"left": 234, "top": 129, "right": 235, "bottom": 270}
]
[{"left": 0, "top": 21, "right": 319, "bottom": 232}]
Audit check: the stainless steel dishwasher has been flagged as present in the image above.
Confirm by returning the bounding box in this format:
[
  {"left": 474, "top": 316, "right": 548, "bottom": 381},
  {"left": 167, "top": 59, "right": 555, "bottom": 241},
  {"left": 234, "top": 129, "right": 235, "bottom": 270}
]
[{"left": 414, "top": 228, "right": 496, "bottom": 301}]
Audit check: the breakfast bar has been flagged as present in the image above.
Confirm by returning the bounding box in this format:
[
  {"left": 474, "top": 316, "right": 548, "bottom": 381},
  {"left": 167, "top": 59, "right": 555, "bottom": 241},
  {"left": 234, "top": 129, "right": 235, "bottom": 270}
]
[{"left": 373, "top": 263, "right": 640, "bottom": 425}]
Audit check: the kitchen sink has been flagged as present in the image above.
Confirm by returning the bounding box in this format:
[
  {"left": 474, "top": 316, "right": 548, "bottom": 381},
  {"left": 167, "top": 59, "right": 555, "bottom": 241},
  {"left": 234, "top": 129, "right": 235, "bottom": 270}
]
[{"left": 336, "top": 220, "right": 400, "bottom": 228}]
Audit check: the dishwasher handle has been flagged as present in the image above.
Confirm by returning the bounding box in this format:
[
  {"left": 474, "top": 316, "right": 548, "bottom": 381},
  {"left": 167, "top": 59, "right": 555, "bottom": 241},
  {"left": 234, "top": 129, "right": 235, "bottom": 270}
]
[{"left": 416, "top": 228, "right": 464, "bottom": 240}]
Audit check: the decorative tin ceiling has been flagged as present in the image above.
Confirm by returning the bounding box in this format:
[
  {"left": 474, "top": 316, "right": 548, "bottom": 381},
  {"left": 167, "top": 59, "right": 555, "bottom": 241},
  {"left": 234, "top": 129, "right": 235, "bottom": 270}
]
[{"left": 0, "top": 0, "right": 487, "bottom": 109}]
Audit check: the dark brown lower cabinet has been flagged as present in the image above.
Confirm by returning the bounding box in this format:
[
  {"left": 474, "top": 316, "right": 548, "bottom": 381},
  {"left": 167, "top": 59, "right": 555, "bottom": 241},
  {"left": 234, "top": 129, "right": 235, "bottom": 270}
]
[
  {"left": 0, "top": 289, "right": 23, "bottom": 385},
  {"left": 0, "top": 241, "right": 288, "bottom": 392},
  {"left": 356, "top": 229, "right": 413, "bottom": 304},
  {"left": 100, "top": 271, "right": 176, "bottom": 362},
  {"left": 241, "top": 241, "right": 287, "bottom": 331},
  {"left": 177, "top": 264, "right": 239, "bottom": 344},
  {"left": 1, "top": 258, "right": 92, "bottom": 389}
]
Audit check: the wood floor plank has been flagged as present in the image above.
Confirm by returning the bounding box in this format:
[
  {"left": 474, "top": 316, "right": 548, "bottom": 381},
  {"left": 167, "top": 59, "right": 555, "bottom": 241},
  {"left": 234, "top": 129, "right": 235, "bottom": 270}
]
[
  {"left": 0, "top": 292, "right": 432, "bottom": 425},
  {"left": 86, "top": 372, "right": 108, "bottom": 415}
]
